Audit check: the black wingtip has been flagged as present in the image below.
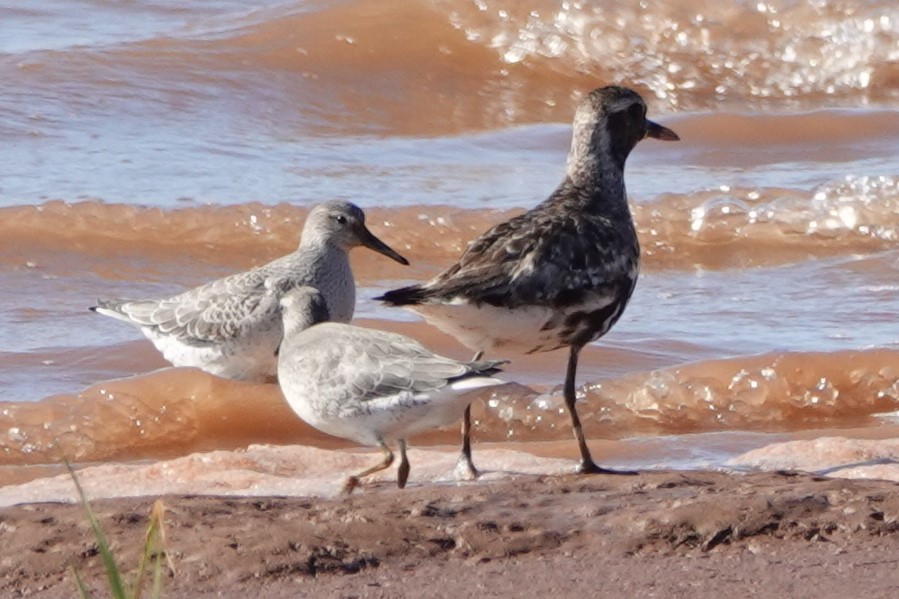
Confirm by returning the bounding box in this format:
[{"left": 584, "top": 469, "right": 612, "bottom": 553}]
[
  {"left": 88, "top": 305, "right": 98, "bottom": 313},
  {"left": 449, "top": 359, "right": 507, "bottom": 385},
  {"left": 468, "top": 360, "right": 509, "bottom": 376},
  {"left": 472, "top": 359, "right": 510, "bottom": 377}
]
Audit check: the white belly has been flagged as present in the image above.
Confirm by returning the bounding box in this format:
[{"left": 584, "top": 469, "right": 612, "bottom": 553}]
[
  {"left": 408, "top": 302, "right": 563, "bottom": 354},
  {"left": 145, "top": 324, "right": 283, "bottom": 382},
  {"left": 407, "top": 292, "right": 625, "bottom": 355}
]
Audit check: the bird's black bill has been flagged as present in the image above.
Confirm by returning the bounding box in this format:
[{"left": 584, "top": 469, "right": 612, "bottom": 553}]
[
  {"left": 645, "top": 120, "right": 679, "bottom": 141},
  {"left": 357, "top": 225, "right": 410, "bottom": 265}
]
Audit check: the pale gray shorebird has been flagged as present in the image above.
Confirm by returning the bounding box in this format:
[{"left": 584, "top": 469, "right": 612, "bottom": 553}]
[
  {"left": 277, "top": 286, "right": 506, "bottom": 493},
  {"left": 91, "top": 201, "right": 408, "bottom": 382},
  {"left": 377, "top": 86, "right": 679, "bottom": 476}
]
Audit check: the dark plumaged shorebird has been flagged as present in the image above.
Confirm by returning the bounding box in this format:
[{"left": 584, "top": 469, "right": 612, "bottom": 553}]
[
  {"left": 91, "top": 200, "right": 408, "bottom": 382},
  {"left": 276, "top": 287, "right": 506, "bottom": 494},
  {"left": 377, "top": 86, "right": 679, "bottom": 476}
]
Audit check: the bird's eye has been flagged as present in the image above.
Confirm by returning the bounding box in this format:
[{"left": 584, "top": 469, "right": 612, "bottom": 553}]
[
  {"left": 628, "top": 103, "right": 645, "bottom": 119},
  {"left": 334, "top": 214, "right": 348, "bottom": 225}
]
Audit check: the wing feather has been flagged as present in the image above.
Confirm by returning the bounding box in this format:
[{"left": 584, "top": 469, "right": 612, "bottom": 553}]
[
  {"left": 98, "top": 268, "right": 281, "bottom": 344},
  {"left": 425, "top": 200, "right": 637, "bottom": 308}
]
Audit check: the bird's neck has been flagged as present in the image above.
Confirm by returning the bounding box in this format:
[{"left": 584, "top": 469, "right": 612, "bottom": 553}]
[
  {"left": 561, "top": 161, "right": 629, "bottom": 217},
  {"left": 563, "top": 127, "right": 630, "bottom": 214},
  {"left": 282, "top": 316, "right": 309, "bottom": 341},
  {"left": 282, "top": 309, "right": 327, "bottom": 340},
  {"left": 299, "top": 236, "right": 346, "bottom": 260}
]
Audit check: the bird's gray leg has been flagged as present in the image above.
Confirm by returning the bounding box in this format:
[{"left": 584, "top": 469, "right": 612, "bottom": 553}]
[
  {"left": 563, "top": 346, "right": 635, "bottom": 475},
  {"left": 397, "top": 439, "right": 410, "bottom": 489},
  {"left": 343, "top": 442, "right": 394, "bottom": 494},
  {"left": 454, "top": 351, "right": 483, "bottom": 480}
]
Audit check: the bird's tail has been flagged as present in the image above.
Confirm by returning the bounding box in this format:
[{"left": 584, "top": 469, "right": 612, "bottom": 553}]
[
  {"left": 90, "top": 299, "right": 133, "bottom": 322},
  {"left": 448, "top": 359, "right": 508, "bottom": 391},
  {"left": 374, "top": 284, "right": 430, "bottom": 306}
]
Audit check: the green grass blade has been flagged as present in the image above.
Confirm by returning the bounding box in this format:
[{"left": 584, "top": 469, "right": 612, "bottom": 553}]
[
  {"left": 150, "top": 499, "right": 169, "bottom": 599},
  {"left": 131, "top": 511, "right": 156, "bottom": 599},
  {"left": 151, "top": 543, "right": 165, "bottom": 599},
  {"left": 70, "top": 563, "right": 94, "bottom": 599},
  {"left": 132, "top": 525, "right": 151, "bottom": 599},
  {"left": 133, "top": 499, "right": 169, "bottom": 599},
  {"left": 66, "top": 460, "right": 129, "bottom": 599}
]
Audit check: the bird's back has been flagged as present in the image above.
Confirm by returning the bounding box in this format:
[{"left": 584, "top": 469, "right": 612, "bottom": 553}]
[
  {"left": 277, "top": 322, "right": 505, "bottom": 444},
  {"left": 377, "top": 184, "right": 639, "bottom": 353}
]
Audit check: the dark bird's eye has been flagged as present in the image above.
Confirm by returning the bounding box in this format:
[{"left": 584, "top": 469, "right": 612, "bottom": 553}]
[
  {"left": 334, "top": 214, "right": 348, "bottom": 225},
  {"left": 628, "top": 103, "right": 645, "bottom": 119}
]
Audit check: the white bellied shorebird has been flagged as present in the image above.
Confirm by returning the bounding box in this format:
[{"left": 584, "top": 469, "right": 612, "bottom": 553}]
[
  {"left": 92, "top": 200, "right": 408, "bottom": 382},
  {"left": 377, "top": 86, "right": 679, "bottom": 476},
  {"left": 276, "top": 286, "right": 506, "bottom": 493}
]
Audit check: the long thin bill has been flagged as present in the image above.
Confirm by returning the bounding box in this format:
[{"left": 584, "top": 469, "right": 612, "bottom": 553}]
[
  {"left": 358, "top": 225, "right": 410, "bottom": 265},
  {"left": 646, "top": 120, "right": 680, "bottom": 141}
]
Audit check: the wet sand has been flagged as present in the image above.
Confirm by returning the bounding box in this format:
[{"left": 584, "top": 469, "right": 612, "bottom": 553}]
[{"left": 3, "top": 468, "right": 899, "bottom": 598}]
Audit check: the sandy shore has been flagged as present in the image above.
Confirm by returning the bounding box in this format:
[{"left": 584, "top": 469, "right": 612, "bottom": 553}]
[{"left": 3, "top": 467, "right": 899, "bottom": 598}]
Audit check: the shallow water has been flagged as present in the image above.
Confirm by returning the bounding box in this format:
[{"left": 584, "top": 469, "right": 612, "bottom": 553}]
[{"left": 1, "top": 0, "right": 899, "bottom": 493}]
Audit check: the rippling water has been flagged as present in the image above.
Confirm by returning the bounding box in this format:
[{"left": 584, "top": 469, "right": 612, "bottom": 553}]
[{"left": 1, "top": 0, "right": 899, "bottom": 489}]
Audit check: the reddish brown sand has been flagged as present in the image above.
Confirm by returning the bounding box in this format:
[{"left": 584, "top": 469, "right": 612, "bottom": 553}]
[{"left": 2, "top": 470, "right": 899, "bottom": 598}]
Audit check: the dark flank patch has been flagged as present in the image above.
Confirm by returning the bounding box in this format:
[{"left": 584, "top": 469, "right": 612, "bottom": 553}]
[
  {"left": 561, "top": 299, "right": 624, "bottom": 348},
  {"left": 551, "top": 287, "right": 588, "bottom": 309}
]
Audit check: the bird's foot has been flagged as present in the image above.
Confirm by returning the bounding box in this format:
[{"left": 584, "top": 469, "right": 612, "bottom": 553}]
[
  {"left": 397, "top": 460, "right": 410, "bottom": 489},
  {"left": 341, "top": 476, "right": 360, "bottom": 495},
  {"left": 578, "top": 461, "right": 638, "bottom": 476},
  {"left": 453, "top": 455, "right": 480, "bottom": 481}
]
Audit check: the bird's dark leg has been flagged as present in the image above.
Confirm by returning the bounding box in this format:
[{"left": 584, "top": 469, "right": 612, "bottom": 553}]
[
  {"left": 563, "top": 346, "right": 635, "bottom": 475},
  {"left": 453, "top": 351, "right": 483, "bottom": 481},
  {"left": 343, "top": 442, "right": 394, "bottom": 494},
  {"left": 397, "top": 439, "right": 410, "bottom": 489}
]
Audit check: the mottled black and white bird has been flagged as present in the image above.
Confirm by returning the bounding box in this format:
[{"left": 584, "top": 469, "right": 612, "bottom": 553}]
[
  {"left": 92, "top": 201, "right": 408, "bottom": 382},
  {"left": 277, "top": 286, "right": 506, "bottom": 493},
  {"left": 377, "top": 86, "right": 679, "bottom": 476}
]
